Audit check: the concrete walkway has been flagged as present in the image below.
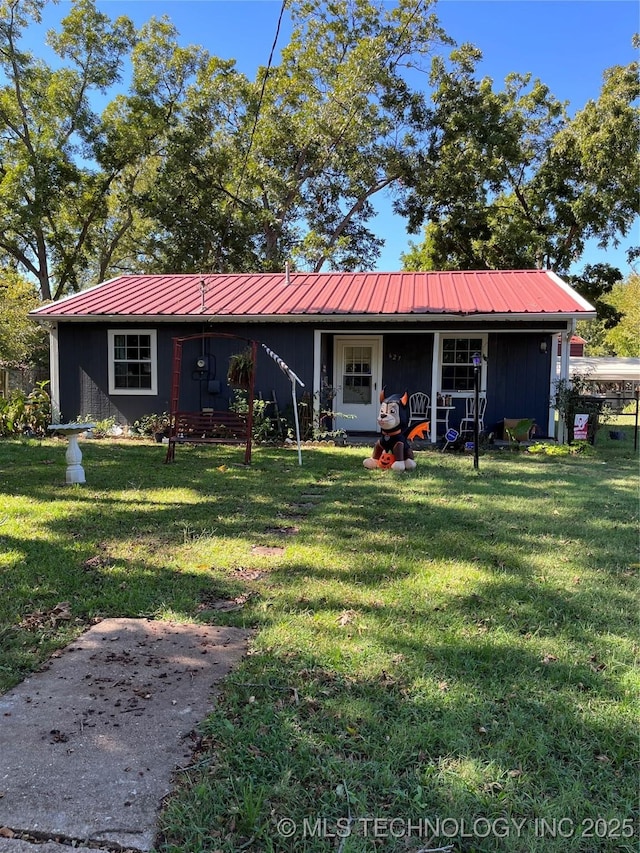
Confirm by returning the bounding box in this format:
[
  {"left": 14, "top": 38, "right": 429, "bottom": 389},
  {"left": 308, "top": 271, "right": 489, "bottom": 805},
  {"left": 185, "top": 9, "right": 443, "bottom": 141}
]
[{"left": 0, "top": 618, "right": 252, "bottom": 852}]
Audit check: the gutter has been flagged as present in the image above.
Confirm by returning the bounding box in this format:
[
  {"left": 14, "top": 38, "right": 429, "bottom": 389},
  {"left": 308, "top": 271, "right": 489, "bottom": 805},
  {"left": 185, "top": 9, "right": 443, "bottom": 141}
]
[{"left": 30, "top": 310, "right": 596, "bottom": 325}]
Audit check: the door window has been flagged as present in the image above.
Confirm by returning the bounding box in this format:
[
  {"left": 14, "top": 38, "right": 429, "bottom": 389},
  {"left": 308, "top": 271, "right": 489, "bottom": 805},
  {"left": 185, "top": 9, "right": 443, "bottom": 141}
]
[{"left": 342, "top": 346, "right": 372, "bottom": 404}]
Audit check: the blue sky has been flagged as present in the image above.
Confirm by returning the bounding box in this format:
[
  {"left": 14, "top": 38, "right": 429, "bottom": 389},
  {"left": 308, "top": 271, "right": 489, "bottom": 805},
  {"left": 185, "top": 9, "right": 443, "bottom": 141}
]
[{"left": 27, "top": 0, "right": 639, "bottom": 275}]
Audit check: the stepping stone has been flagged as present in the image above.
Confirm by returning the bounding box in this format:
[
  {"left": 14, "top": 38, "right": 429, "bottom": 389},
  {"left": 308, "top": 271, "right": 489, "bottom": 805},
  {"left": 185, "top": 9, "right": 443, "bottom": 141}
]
[
  {"left": 250, "top": 545, "right": 285, "bottom": 556},
  {"left": 264, "top": 526, "right": 299, "bottom": 536}
]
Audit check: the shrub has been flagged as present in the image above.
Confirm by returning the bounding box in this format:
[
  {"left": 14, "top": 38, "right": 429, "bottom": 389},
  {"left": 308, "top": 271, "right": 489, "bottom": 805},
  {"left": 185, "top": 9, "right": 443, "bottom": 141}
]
[
  {"left": 132, "top": 413, "right": 171, "bottom": 437},
  {"left": 76, "top": 414, "right": 117, "bottom": 438},
  {"left": 0, "top": 381, "right": 51, "bottom": 436},
  {"left": 229, "top": 390, "right": 283, "bottom": 442}
]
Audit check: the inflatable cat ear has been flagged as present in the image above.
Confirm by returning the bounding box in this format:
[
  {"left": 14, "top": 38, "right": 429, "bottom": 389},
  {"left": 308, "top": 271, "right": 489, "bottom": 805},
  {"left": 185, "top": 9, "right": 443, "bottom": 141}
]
[{"left": 380, "top": 389, "right": 408, "bottom": 405}]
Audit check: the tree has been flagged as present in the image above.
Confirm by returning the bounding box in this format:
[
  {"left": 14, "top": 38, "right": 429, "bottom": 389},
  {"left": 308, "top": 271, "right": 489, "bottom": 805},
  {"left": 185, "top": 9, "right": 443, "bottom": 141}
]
[
  {"left": 399, "top": 43, "right": 640, "bottom": 299},
  {"left": 0, "top": 0, "right": 137, "bottom": 300},
  {"left": 3, "top": 0, "right": 636, "bottom": 296},
  {"left": 602, "top": 272, "right": 640, "bottom": 357},
  {"left": 567, "top": 262, "right": 622, "bottom": 329},
  {"left": 134, "top": 0, "right": 452, "bottom": 273},
  {"left": 0, "top": 0, "right": 206, "bottom": 299},
  {"left": 0, "top": 0, "right": 455, "bottom": 286},
  {"left": 0, "top": 267, "right": 47, "bottom": 366}
]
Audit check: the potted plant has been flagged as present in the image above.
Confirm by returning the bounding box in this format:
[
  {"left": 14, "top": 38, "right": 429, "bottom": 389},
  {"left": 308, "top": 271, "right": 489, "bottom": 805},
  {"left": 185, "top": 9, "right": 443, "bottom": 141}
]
[{"left": 227, "top": 349, "right": 254, "bottom": 389}]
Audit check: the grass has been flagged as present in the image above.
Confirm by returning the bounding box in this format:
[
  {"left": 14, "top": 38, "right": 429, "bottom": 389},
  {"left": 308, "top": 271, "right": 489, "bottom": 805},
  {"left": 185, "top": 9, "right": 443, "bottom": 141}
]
[{"left": 0, "top": 424, "right": 638, "bottom": 852}]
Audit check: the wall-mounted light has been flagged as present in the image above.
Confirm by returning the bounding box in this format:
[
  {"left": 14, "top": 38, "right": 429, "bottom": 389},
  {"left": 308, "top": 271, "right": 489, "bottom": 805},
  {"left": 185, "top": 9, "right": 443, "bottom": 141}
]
[{"left": 539, "top": 340, "right": 548, "bottom": 354}]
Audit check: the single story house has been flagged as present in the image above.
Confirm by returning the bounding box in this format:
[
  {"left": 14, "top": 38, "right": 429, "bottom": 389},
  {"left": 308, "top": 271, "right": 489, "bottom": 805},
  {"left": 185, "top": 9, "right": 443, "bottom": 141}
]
[{"left": 30, "top": 269, "right": 596, "bottom": 442}]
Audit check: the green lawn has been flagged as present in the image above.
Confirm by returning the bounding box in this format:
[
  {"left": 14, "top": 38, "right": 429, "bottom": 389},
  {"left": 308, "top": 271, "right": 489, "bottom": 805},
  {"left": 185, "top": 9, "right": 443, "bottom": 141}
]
[{"left": 0, "top": 428, "right": 638, "bottom": 852}]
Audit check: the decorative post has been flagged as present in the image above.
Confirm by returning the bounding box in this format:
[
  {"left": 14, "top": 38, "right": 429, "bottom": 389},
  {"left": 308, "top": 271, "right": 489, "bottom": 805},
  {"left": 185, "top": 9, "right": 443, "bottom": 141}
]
[
  {"left": 472, "top": 352, "right": 481, "bottom": 471},
  {"left": 261, "top": 344, "right": 305, "bottom": 466}
]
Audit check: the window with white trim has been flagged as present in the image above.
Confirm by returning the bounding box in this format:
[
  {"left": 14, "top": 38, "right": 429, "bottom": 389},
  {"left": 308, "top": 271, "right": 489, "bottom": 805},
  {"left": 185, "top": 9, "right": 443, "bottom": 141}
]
[
  {"left": 440, "top": 336, "right": 485, "bottom": 393},
  {"left": 108, "top": 330, "right": 157, "bottom": 395}
]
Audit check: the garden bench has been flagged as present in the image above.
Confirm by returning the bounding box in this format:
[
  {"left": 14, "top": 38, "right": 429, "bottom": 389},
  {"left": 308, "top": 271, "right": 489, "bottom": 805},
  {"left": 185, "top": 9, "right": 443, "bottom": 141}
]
[{"left": 165, "top": 410, "right": 250, "bottom": 463}]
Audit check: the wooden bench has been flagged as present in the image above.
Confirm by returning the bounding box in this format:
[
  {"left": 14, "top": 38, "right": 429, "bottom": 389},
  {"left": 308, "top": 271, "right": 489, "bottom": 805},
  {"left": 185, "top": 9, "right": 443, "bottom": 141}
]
[{"left": 165, "top": 410, "right": 251, "bottom": 463}]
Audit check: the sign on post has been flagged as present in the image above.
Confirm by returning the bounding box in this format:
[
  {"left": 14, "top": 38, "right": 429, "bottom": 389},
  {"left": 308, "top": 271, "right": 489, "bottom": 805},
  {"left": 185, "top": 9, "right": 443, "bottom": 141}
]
[
  {"left": 573, "top": 413, "right": 589, "bottom": 441},
  {"left": 442, "top": 428, "right": 459, "bottom": 452}
]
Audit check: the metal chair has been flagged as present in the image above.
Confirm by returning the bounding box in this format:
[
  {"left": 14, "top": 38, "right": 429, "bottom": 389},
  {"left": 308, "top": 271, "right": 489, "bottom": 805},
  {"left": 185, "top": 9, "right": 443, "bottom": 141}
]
[
  {"left": 408, "top": 392, "right": 430, "bottom": 438},
  {"left": 459, "top": 397, "right": 486, "bottom": 434}
]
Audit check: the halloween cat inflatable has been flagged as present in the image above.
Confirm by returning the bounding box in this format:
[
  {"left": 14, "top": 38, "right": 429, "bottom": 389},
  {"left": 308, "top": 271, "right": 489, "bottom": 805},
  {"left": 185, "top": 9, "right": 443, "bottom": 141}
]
[{"left": 363, "top": 390, "right": 429, "bottom": 471}]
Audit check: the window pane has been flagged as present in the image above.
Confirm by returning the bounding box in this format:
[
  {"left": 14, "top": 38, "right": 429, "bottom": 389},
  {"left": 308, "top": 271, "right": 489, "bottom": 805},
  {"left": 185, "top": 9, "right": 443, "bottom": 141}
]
[
  {"left": 139, "top": 364, "right": 152, "bottom": 388},
  {"left": 111, "top": 332, "right": 154, "bottom": 391},
  {"left": 441, "top": 337, "right": 482, "bottom": 392},
  {"left": 343, "top": 375, "right": 372, "bottom": 404},
  {"left": 113, "top": 363, "right": 128, "bottom": 388},
  {"left": 345, "top": 346, "right": 371, "bottom": 375},
  {"left": 113, "top": 334, "right": 126, "bottom": 360}
]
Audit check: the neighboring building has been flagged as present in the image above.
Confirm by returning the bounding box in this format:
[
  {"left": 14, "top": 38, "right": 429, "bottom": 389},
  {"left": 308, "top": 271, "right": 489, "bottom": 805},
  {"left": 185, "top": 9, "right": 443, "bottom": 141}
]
[
  {"left": 557, "top": 334, "right": 587, "bottom": 357},
  {"left": 553, "top": 335, "right": 640, "bottom": 412},
  {"left": 30, "top": 269, "right": 596, "bottom": 441},
  {"left": 566, "top": 357, "right": 640, "bottom": 412}
]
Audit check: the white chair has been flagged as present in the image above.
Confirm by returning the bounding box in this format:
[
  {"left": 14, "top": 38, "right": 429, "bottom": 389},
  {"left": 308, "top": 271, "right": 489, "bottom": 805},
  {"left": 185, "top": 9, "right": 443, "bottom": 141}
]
[
  {"left": 459, "top": 397, "right": 486, "bottom": 434},
  {"left": 408, "top": 392, "right": 430, "bottom": 438}
]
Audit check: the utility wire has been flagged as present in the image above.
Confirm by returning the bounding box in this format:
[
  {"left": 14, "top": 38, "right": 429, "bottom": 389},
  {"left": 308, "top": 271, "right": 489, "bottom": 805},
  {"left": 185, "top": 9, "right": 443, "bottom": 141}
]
[{"left": 214, "top": 0, "right": 287, "bottom": 271}]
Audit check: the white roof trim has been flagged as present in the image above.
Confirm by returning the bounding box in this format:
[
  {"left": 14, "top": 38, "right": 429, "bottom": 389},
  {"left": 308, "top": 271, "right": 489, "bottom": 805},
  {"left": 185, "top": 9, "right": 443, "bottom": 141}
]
[
  {"left": 31, "top": 310, "right": 593, "bottom": 324},
  {"left": 545, "top": 270, "right": 597, "bottom": 312},
  {"left": 29, "top": 276, "right": 122, "bottom": 313}
]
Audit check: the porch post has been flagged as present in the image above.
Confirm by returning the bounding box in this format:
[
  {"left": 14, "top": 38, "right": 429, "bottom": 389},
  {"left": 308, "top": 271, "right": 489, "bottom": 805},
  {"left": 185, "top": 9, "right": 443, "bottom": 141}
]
[
  {"left": 430, "top": 332, "right": 440, "bottom": 444},
  {"left": 557, "top": 323, "right": 574, "bottom": 443}
]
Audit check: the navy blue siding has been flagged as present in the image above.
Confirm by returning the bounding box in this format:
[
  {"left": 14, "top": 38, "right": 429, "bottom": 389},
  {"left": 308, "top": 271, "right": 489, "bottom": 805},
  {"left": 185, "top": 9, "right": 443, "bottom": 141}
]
[
  {"left": 381, "top": 333, "right": 433, "bottom": 398},
  {"left": 57, "top": 322, "right": 315, "bottom": 426},
  {"left": 56, "top": 322, "right": 554, "bottom": 436},
  {"left": 486, "top": 335, "right": 552, "bottom": 437}
]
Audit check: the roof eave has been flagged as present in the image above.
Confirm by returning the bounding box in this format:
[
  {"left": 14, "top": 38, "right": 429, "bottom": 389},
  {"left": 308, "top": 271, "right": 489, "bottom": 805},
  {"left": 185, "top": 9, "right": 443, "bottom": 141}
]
[{"left": 31, "top": 309, "right": 598, "bottom": 324}]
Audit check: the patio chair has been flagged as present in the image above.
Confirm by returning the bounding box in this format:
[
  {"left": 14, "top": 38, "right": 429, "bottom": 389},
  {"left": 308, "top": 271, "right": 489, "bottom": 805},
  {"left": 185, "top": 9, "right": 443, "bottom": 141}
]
[
  {"left": 459, "top": 397, "right": 486, "bottom": 434},
  {"left": 408, "top": 392, "right": 430, "bottom": 439}
]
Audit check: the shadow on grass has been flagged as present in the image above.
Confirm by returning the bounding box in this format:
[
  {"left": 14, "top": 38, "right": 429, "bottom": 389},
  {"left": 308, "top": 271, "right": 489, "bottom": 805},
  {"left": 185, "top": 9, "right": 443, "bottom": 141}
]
[
  {"left": 2, "top": 439, "right": 638, "bottom": 850},
  {"left": 158, "top": 640, "right": 637, "bottom": 853}
]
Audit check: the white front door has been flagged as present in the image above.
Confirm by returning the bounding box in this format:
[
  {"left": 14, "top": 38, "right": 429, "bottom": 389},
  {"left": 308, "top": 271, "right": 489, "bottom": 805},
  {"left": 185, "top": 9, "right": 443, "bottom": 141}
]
[{"left": 334, "top": 336, "right": 382, "bottom": 432}]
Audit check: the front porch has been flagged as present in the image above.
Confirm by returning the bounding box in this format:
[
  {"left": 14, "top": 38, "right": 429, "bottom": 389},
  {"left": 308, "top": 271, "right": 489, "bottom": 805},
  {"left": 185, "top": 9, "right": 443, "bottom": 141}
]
[{"left": 314, "top": 326, "right": 567, "bottom": 443}]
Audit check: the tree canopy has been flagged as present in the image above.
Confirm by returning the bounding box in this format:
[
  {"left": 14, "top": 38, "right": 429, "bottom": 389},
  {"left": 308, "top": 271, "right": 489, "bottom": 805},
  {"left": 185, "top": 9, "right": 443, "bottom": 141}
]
[
  {"left": 0, "top": 0, "right": 637, "bottom": 305},
  {"left": 132, "top": 0, "right": 452, "bottom": 273},
  {"left": 400, "top": 44, "right": 639, "bottom": 277},
  {"left": 0, "top": 0, "right": 139, "bottom": 300},
  {"left": 602, "top": 273, "right": 640, "bottom": 357},
  {"left": 0, "top": 267, "right": 47, "bottom": 366}
]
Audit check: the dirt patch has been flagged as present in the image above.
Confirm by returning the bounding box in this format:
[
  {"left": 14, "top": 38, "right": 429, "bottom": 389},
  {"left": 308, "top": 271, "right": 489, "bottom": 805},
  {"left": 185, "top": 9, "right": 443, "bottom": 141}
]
[{"left": 250, "top": 545, "right": 285, "bottom": 556}]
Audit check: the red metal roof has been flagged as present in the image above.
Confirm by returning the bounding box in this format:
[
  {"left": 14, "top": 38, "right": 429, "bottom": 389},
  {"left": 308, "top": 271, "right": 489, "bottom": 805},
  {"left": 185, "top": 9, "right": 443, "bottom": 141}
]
[{"left": 30, "top": 270, "right": 595, "bottom": 320}]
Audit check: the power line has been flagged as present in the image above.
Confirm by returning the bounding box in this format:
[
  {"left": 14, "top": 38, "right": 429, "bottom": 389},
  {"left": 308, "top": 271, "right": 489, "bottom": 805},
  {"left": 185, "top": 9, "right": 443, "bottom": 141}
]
[{"left": 215, "top": 0, "right": 287, "bottom": 271}]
